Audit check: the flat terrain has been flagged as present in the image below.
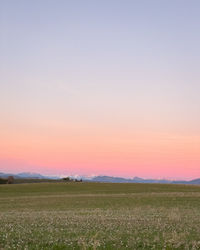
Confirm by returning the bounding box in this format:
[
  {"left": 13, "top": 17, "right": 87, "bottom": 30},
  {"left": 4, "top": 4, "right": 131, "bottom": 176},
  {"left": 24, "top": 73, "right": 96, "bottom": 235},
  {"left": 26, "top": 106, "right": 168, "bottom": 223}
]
[{"left": 0, "top": 182, "right": 200, "bottom": 249}]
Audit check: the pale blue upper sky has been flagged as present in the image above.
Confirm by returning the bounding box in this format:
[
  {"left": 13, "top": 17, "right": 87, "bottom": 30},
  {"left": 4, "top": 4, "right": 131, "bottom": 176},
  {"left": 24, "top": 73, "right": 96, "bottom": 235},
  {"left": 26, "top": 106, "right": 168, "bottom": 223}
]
[{"left": 1, "top": 0, "right": 200, "bottom": 132}]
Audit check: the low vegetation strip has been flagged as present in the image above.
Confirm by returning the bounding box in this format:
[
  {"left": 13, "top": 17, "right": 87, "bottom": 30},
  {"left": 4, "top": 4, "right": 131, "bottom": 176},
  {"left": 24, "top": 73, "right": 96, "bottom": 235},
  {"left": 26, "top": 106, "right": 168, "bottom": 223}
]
[{"left": 0, "top": 183, "right": 200, "bottom": 249}]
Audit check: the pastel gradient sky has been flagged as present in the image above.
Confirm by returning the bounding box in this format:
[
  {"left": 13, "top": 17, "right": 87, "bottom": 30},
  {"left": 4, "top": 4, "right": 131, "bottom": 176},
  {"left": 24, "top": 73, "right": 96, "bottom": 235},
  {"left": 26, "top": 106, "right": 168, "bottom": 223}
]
[{"left": 1, "top": 0, "right": 200, "bottom": 179}]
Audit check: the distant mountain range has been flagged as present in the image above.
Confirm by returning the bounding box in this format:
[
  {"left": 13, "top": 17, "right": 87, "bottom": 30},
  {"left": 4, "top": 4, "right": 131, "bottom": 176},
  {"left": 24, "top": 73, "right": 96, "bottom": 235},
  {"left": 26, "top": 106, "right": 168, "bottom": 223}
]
[
  {"left": 0, "top": 172, "right": 59, "bottom": 180},
  {"left": 0, "top": 172, "right": 200, "bottom": 184},
  {"left": 90, "top": 176, "right": 200, "bottom": 185}
]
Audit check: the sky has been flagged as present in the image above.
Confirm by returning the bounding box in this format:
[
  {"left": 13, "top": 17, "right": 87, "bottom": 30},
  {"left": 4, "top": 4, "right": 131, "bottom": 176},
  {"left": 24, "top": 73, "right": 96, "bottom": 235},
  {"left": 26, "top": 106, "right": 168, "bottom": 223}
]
[{"left": 0, "top": 0, "right": 200, "bottom": 179}]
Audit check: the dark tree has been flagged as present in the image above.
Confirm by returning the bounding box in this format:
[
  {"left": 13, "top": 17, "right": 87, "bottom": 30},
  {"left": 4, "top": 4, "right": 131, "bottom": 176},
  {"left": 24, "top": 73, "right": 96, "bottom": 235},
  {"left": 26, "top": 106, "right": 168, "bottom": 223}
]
[
  {"left": 7, "top": 176, "right": 14, "bottom": 184},
  {"left": 62, "top": 177, "right": 71, "bottom": 182}
]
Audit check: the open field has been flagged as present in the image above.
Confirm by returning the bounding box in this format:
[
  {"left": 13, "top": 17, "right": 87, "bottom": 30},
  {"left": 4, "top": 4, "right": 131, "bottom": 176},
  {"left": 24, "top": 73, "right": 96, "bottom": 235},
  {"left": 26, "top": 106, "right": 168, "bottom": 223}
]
[{"left": 0, "top": 183, "right": 200, "bottom": 249}]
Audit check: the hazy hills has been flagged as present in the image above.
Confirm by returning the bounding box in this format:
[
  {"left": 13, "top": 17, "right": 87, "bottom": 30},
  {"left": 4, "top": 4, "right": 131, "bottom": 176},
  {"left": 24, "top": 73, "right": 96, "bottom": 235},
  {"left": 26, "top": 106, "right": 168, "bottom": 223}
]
[
  {"left": 0, "top": 172, "right": 58, "bottom": 180},
  {"left": 91, "top": 176, "right": 200, "bottom": 185},
  {"left": 0, "top": 172, "right": 200, "bottom": 184}
]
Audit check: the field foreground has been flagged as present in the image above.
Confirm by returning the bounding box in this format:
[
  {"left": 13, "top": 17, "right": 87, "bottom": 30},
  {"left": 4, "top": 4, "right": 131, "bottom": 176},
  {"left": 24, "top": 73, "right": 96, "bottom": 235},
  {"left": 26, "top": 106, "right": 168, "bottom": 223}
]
[{"left": 0, "top": 182, "right": 200, "bottom": 249}]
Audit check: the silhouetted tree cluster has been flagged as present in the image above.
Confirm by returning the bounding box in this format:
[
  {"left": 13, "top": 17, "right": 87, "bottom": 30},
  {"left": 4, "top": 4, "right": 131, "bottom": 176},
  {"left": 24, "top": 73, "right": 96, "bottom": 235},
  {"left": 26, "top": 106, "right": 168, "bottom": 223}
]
[
  {"left": 0, "top": 178, "right": 7, "bottom": 184},
  {"left": 7, "top": 176, "right": 14, "bottom": 184},
  {"left": 75, "top": 179, "right": 82, "bottom": 182},
  {"left": 62, "top": 177, "right": 71, "bottom": 182},
  {"left": 0, "top": 176, "right": 14, "bottom": 184},
  {"left": 62, "top": 177, "right": 82, "bottom": 182}
]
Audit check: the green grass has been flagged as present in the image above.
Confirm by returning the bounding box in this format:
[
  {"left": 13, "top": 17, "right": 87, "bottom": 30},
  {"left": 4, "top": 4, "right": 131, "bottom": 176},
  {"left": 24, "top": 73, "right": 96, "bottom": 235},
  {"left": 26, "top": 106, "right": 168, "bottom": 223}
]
[{"left": 0, "top": 182, "right": 200, "bottom": 249}]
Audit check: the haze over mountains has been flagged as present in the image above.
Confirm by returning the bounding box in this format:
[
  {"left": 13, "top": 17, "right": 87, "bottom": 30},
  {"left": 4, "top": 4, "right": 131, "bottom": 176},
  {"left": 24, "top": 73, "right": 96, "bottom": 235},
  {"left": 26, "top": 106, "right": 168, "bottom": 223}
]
[
  {"left": 91, "top": 176, "right": 200, "bottom": 184},
  {"left": 0, "top": 172, "right": 200, "bottom": 185},
  {"left": 0, "top": 172, "right": 58, "bottom": 179}
]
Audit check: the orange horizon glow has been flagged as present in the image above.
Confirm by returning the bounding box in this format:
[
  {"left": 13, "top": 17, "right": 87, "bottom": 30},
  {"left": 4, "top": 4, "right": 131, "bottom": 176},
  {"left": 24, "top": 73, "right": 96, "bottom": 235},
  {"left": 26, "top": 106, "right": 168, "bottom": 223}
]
[{"left": 1, "top": 125, "right": 200, "bottom": 179}]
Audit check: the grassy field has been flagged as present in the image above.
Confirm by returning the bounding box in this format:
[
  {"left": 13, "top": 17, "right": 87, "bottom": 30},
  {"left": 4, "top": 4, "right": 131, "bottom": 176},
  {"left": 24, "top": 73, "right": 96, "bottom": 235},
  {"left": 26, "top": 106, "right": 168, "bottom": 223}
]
[{"left": 0, "top": 182, "right": 200, "bottom": 249}]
